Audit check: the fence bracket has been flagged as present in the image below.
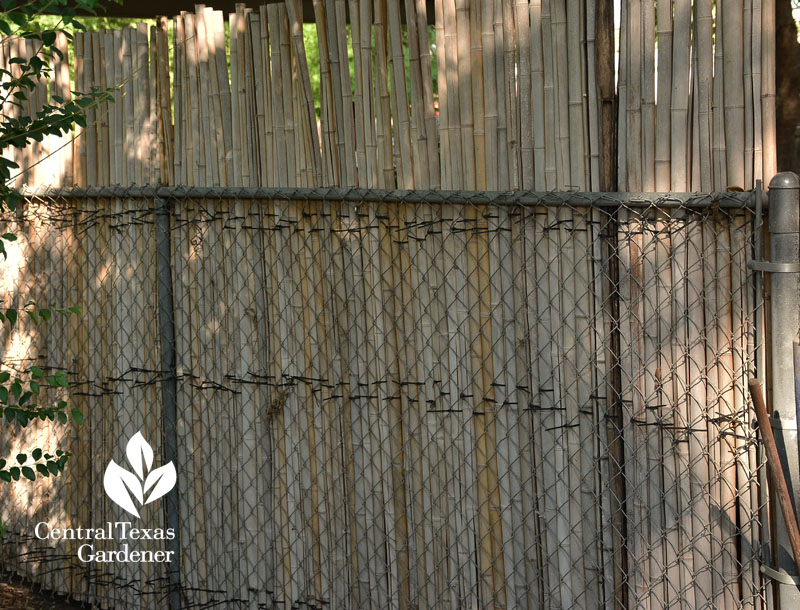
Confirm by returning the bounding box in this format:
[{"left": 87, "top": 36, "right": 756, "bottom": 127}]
[
  {"left": 748, "top": 261, "right": 800, "bottom": 273},
  {"left": 761, "top": 564, "right": 800, "bottom": 588}
]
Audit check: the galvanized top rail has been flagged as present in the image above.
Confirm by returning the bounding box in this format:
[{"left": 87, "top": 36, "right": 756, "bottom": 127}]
[{"left": 19, "top": 185, "right": 762, "bottom": 208}]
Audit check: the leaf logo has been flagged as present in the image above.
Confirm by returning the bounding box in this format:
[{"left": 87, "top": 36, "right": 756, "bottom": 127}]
[{"left": 103, "top": 431, "right": 176, "bottom": 519}]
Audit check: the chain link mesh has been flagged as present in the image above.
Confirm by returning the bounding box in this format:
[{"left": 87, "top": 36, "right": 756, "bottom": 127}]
[{"left": 0, "top": 188, "right": 767, "bottom": 610}]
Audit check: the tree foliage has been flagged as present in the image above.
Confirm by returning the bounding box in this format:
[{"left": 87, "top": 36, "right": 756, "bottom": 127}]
[{"left": 0, "top": 0, "right": 117, "bottom": 526}]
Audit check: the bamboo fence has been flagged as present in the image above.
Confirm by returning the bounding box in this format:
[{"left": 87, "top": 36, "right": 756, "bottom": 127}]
[
  {"left": 0, "top": 1, "right": 776, "bottom": 609},
  {"left": 0, "top": 0, "right": 777, "bottom": 192}
]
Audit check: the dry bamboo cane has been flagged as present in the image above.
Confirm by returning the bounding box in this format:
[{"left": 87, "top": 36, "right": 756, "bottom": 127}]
[
  {"left": 172, "top": 17, "right": 184, "bottom": 184},
  {"left": 596, "top": 0, "right": 615, "bottom": 191},
  {"left": 566, "top": 0, "right": 586, "bottom": 189},
  {"left": 722, "top": 1, "right": 745, "bottom": 188},
  {"left": 469, "top": 3, "right": 486, "bottom": 190},
  {"left": 359, "top": 0, "right": 378, "bottom": 187},
  {"left": 324, "top": 0, "right": 347, "bottom": 185},
  {"left": 454, "top": 0, "right": 475, "bottom": 191},
  {"left": 266, "top": 5, "right": 286, "bottom": 186},
  {"left": 312, "top": 0, "right": 338, "bottom": 185},
  {"left": 248, "top": 12, "right": 269, "bottom": 185},
  {"left": 752, "top": 0, "right": 763, "bottom": 183},
  {"left": 434, "top": 0, "right": 450, "bottom": 187},
  {"left": 515, "top": 0, "right": 534, "bottom": 189},
  {"left": 641, "top": 1, "right": 655, "bottom": 191},
  {"left": 201, "top": 6, "right": 224, "bottom": 185},
  {"left": 617, "top": 0, "right": 628, "bottom": 191},
  {"left": 387, "top": 0, "right": 414, "bottom": 189},
  {"left": 761, "top": 0, "right": 776, "bottom": 181},
  {"left": 655, "top": 0, "right": 673, "bottom": 190},
  {"left": 334, "top": 0, "right": 358, "bottom": 186},
  {"left": 500, "top": 0, "right": 517, "bottom": 190},
  {"left": 671, "top": 0, "right": 691, "bottom": 191},
  {"left": 278, "top": 5, "right": 298, "bottom": 186},
  {"left": 136, "top": 23, "right": 150, "bottom": 183},
  {"left": 415, "top": 0, "right": 440, "bottom": 188},
  {"left": 529, "top": 0, "right": 546, "bottom": 190},
  {"left": 626, "top": 0, "right": 641, "bottom": 191},
  {"left": 404, "top": 0, "right": 427, "bottom": 188},
  {"left": 372, "top": 0, "right": 393, "bottom": 188},
  {"left": 540, "top": 0, "right": 557, "bottom": 189},
  {"left": 743, "top": 0, "right": 754, "bottom": 188},
  {"left": 480, "top": 0, "right": 498, "bottom": 190},
  {"left": 694, "top": 0, "right": 713, "bottom": 191},
  {"left": 443, "top": 0, "right": 464, "bottom": 188},
  {"left": 585, "top": 0, "right": 601, "bottom": 191},
  {"left": 712, "top": 5, "right": 728, "bottom": 190}
]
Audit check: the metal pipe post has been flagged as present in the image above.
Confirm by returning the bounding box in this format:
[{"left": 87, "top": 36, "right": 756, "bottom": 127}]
[
  {"left": 767, "top": 172, "right": 800, "bottom": 606},
  {"left": 155, "top": 195, "right": 182, "bottom": 610}
]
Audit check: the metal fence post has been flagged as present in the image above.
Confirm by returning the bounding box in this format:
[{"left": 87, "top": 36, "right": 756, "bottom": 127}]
[
  {"left": 766, "top": 172, "right": 800, "bottom": 605},
  {"left": 155, "top": 195, "right": 182, "bottom": 610}
]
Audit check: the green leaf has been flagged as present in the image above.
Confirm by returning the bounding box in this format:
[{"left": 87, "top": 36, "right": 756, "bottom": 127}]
[
  {"left": 67, "top": 306, "right": 81, "bottom": 315},
  {"left": 9, "top": 467, "right": 19, "bottom": 481},
  {"left": 29, "top": 381, "right": 39, "bottom": 395},
  {"left": 0, "top": 372, "right": 9, "bottom": 383},
  {"left": 0, "top": 471, "right": 10, "bottom": 482},
  {"left": 11, "top": 381, "right": 21, "bottom": 399},
  {"left": 18, "top": 391, "right": 31, "bottom": 406},
  {"left": 26, "top": 310, "right": 39, "bottom": 325},
  {"left": 1, "top": 233, "right": 16, "bottom": 241},
  {"left": 41, "top": 31, "right": 56, "bottom": 46},
  {"left": 39, "top": 308, "right": 50, "bottom": 322},
  {"left": 36, "top": 464, "right": 48, "bottom": 477},
  {"left": 31, "top": 448, "right": 41, "bottom": 461},
  {"left": 30, "top": 367, "right": 43, "bottom": 379},
  {"left": 15, "top": 454, "right": 25, "bottom": 464},
  {"left": 0, "top": 387, "right": 7, "bottom": 405},
  {"left": 0, "top": 459, "right": 5, "bottom": 469},
  {"left": 0, "top": 21, "right": 11, "bottom": 36},
  {"left": 57, "top": 411, "right": 67, "bottom": 424},
  {"left": 71, "top": 409, "right": 83, "bottom": 425},
  {"left": 5, "top": 309, "right": 16, "bottom": 326},
  {"left": 46, "top": 461, "right": 58, "bottom": 475},
  {"left": 21, "top": 467, "right": 34, "bottom": 481}
]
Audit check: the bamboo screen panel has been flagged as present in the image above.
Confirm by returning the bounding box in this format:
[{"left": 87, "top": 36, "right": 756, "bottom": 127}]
[
  {"left": 0, "top": 190, "right": 765, "bottom": 610},
  {"left": 1, "top": 1, "right": 778, "bottom": 193}
]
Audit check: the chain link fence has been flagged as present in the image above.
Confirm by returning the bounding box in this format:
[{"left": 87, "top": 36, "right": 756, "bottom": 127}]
[{"left": 0, "top": 187, "right": 767, "bottom": 610}]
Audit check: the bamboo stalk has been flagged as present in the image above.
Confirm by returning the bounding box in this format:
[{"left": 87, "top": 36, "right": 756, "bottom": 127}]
[
  {"left": 373, "top": 0, "right": 393, "bottom": 188},
  {"left": 744, "top": 0, "right": 754, "bottom": 188},
  {"left": 626, "top": 0, "right": 642, "bottom": 191},
  {"left": 404, "top": 0, "right": 427, "bottom": 188},
  {"left": 277, "top": 5, "right": 298, "bottom": 186},
  {"left": 515, "top": 0, "right": 534, "bottom": 189},
  {"left": 722, "top": 1, "right": 745, "bottom": 187},
  {"left": 617, "top": 0, "right": 628, "bottom": 191},
  {"left": 761, "top": 0, "right": 776, "bottom": 181},
  {"left": 712, "top": 5, "right": 728, "bottom": 190},
  {"left": 566, "top": 0, "right": 586, "bottom": 189},
  {"left": 655, "top": 0, "right": 673, "bottom": 190},
  {"left": 529, "top": 0, "right": 546, "bottom": 189},
  {"left": 540, "top": 0, "right": 558, "bottom": 189},
  {"left": 387, "top": 0, "right": 414, "bottom": 189},
  {"left": 500, "top": 0, "right": 517, "bottom": 189},
  {"left": 434, "top": 0, "right": 451, "bottom": 187},
  {"left": 248, "top": 12, "right": 269, "bottom": 185},
  {"left": 312, "top": 0, "right": 337, "bottom": 185},
  {"left": 752, "top": 0, "right": 763, "bottom": 183},
  {"left": 443, "top": 0, "right": 464, "bottom": 188},
  {"left": 480, "top": 0, "right": 498, "bottom": 190},
  {"left": 641, "top": 1, "right": 655, "bottom": 191},
  {"left": 585, "top": 1, "right": 601, "bottom": 191},
  {"left": 694, "top": 0, "right": 713, "bottom": 191},
  {"left": 596, "top": 0, "right": 615, "bottom": 191}
]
